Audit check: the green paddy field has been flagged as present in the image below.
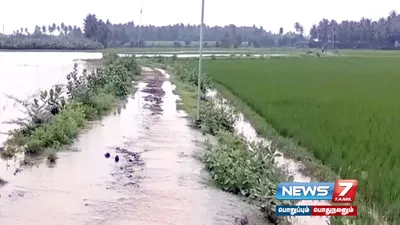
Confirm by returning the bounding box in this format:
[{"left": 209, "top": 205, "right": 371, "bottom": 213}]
[{"left": 193, "top": 56, "right": 400, "bottom": 222}]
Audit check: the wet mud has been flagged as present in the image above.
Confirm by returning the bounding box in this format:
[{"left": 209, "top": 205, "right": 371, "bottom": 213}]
[
  {"left": 141, "top": 69, "right": 166, "bottom": 115},
  {"left": 0, "top": 65, "right": 267, "bottom": 225}
]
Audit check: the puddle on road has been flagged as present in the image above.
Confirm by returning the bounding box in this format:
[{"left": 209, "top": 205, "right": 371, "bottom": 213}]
[{"left": 0, "top": 67, "right": 265, "bottom": 225}]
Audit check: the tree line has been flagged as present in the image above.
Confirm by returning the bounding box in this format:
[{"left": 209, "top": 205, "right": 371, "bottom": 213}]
[
  {"left": 0, "top": 10, "right": 399, "bottom": 50},
  {"left": 309, "top": 10, "right": 400, "bottom": 49},
  {"left": 0, "top": 22, "right": 102, "bottom": 50}
]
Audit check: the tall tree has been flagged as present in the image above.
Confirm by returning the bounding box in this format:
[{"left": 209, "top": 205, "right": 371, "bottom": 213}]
[
  {"left": 279, "top": 27, "right": 284, "bottom": 35},
  {"left": 294, "top": 22, "right": 304, "bottom": 36}
]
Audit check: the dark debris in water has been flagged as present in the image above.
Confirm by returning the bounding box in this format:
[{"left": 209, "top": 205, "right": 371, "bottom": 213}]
[
  {"left": 144, "top": 95, "right": 163, "bottom": 104},
  {"left": 115, "top": 147, "right": 144, "bottom": 166},
  {"left": 0, "top": 177, "right": 8, "bottom": 186},
  {"left": 141, "top": 70, "right": 166, "bottom": 116},
  {"left": 261, "top": 204, "right": 281, "bottom": 225},
  {"left": 7, "top": 190, "right": 25, "bottom": 201},
  {"left": 234, "top": 215, "right": 249, "bottom": 225},
  {"left": 13, "top": 168, "right": 22, "bottom": 176},
  {"left": 178, "top": 152, "right": 190, "bottom": 158},
  {"left": 123, "top": 182, "right": 139, "bottom": 187},
  {"left": 21, "top": 159, "right": 34, "bottom": 166},
  {"left": 142, "top": 88, "right": 165, "bottom": 96},
  {"left": 107, "top": 147, "right": 145, "bottom": 188}
]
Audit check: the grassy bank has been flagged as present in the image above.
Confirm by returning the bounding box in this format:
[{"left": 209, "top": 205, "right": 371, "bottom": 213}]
[
  {"left": 191, "top": 57, "right": 399, "bottom": 224},
  {"left": 1, "top": 54, "right": 141, "bottom": 161},
  {"left": 147, "top": 58, "right": 292, "bottom": 225}
]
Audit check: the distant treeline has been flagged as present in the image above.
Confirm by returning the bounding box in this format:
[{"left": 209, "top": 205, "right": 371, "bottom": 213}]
[{"left": 1, "top": 10, "right": 400, "bottom": 50}]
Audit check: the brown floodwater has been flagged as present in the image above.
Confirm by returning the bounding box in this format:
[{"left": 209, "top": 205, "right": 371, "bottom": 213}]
[{"left": 0, "top": 57, "right": 265, "bottom": 225}]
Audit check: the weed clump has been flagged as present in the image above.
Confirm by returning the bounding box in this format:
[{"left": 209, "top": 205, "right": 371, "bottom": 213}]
[
  {"left": 205, "top": 131, "right": 282, "bottom": 195},
  {"left": 204, "top": 131, "right": 290, "bottom": 224},
  {"left": 169, "top": 60, "right": 212, "bottom": 92},
  {"left": 1, "top": 53, "right": 141, "bottom": 158},
  {"left": 198, "top": 101, "right": 237, "bottom": 135}
]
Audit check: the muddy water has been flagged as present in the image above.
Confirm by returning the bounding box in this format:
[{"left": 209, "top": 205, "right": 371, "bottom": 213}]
[
  {"left": 202, "top": 90, "right": 329, "bottom": 225},
  {"left": 1, "top": 65, "right": 265, "bottom": 225}
]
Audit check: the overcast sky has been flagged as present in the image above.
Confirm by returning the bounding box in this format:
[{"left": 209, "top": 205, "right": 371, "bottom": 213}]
[{"left": 0, "top": 0, "right": 397, "bottom": 35}]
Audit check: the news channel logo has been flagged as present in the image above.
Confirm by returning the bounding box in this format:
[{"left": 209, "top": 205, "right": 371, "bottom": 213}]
[{"left": 275, "top": 180, "right": 358, "bottom": 203}]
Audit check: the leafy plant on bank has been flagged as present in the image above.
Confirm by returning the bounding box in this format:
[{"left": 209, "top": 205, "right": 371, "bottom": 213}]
[
  {"left": 1, "top": 54, "right": 140, "bottom": 158},
  {"left": 168, "top": 60, "right": 212, "bottom": 92},
  {"left": 3, "top": 85, "right": 66, "bottom": 134},
  {"left": 204, "top": 131, "right": 290, "bottom": 224},
  {"left": 199, "top": 100, "right": 237, "bottom": 135}
]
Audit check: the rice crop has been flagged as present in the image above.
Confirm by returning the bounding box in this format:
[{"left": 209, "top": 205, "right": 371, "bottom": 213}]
[{"left": 196, "top": 57, "right": 400, "bottom": 223}]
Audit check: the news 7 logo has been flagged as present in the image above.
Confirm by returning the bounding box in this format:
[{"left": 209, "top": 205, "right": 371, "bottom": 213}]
[
  {"left": 275, "top": 180, "right": 358, "bottom": 203},
  {"left": 332, "top": 180, "right": 359, "bottom": 203}
]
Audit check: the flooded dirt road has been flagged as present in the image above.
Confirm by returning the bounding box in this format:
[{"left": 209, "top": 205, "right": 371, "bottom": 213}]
[{"left": 1, "top": 64, "right": 265, "bottom": 225}]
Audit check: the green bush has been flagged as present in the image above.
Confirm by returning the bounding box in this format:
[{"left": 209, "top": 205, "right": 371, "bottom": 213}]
[
  {"left": 205, "top": 131, "right": 285, "bottom": 199},
  {"left": 199, "top": 101, "right": 237, "bottom": 135},
  {"left": 87, "top": 92, "right": 116, "bottom": 116},
  {"left": 117, "top": 56, "right": 140, "bottom": 76},
  {"left": 103, "top": 52, "right": 119, "bottom": 65},
  {"left": 25, "top": 104, "right": 86, "bottom": 154},
  {"left": 169, "top": 61, "right": 212, "bottom": 92},
  {"left": 205, "top": 131, "right": 261, "bottom": 194}
]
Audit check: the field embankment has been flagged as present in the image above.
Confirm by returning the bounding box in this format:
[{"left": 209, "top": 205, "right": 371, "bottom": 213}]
[
  {"left": 0, "top": 54, "right": 141, "bottom": 161},
  {"left": 146, "top": 58, "right": 298, "bottom": 225},
  {"left": 189, "top": 57, "right": 400, "bottom": 224}
]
